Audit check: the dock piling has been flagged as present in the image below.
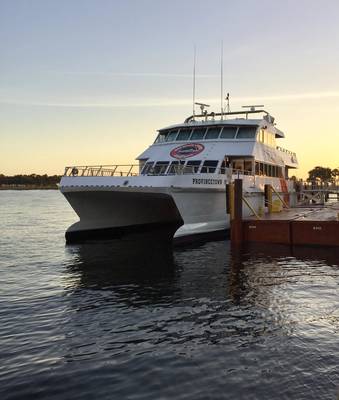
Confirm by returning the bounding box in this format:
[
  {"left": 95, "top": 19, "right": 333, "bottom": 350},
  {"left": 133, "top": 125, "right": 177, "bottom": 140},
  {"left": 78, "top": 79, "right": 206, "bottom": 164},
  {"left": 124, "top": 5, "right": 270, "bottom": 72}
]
[{"left": 230, "top": 179, "right": 243, "bottom": 246}]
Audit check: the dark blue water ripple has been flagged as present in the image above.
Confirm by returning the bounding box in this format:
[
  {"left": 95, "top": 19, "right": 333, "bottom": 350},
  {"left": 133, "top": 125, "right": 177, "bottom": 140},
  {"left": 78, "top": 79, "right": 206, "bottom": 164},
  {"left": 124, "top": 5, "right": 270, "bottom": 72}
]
[{"left": 0, "top": 191, "right": 338, "bottom": 399}]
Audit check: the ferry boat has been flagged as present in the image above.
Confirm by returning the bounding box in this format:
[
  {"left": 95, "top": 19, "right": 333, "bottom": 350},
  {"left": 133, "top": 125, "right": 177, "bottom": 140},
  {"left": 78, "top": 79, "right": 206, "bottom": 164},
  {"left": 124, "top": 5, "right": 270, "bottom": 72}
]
[{"left": 59, "top": 106, "right": 298, "bottom": 243}]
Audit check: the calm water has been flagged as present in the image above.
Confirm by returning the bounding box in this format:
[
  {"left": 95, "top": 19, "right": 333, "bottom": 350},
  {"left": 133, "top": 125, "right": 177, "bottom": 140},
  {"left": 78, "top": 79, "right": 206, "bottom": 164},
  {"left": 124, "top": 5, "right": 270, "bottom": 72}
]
[{"left": 0, "top": 191, "right": 339, "bottom": 400}]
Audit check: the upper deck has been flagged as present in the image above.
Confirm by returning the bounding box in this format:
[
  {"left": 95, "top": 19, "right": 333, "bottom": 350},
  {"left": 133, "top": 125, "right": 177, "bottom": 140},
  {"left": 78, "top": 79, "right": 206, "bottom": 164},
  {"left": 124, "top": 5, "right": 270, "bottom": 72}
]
[{"left": 137, "top": 109, "right": 298, "bottom": 171}]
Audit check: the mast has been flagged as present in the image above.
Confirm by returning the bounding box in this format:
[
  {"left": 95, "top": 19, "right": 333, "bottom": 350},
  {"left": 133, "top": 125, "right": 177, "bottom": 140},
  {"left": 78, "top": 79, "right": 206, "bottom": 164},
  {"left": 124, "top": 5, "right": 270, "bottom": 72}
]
[
  {"left": 192, "top": 45, "right": 196, "bottom": 119},
  {"left": 220, "top": 40, "right": 224, "bottom": 120}
]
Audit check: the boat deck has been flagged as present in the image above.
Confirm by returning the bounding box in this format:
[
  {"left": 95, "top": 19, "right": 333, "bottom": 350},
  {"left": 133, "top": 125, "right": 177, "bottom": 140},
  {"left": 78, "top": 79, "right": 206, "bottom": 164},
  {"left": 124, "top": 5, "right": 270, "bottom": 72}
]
[
  {"left": 247, "top": 203, "right": 339, "bottom": 221},
  {"left": 240, "top": 203, "right": 339, "bottom": 247}
]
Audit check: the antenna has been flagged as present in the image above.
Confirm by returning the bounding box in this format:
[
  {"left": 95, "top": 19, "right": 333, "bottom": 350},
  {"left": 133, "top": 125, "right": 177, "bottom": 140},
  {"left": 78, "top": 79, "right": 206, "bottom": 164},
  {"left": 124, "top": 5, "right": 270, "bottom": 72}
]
[
  {"left": 225, "top": 92, "right": 230, "bottom": 113},
  {"left": 220, "top": 40, "right": 224, "bottom": 120},
  {"left": 192, "top": 45, "right": 196, "bottom": 118}
]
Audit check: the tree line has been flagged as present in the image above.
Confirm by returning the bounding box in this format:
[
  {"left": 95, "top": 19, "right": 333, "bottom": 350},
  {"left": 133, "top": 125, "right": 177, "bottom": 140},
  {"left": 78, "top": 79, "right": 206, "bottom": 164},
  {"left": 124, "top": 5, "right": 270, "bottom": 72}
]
[
  {"left": 0, "top": 174, "right": 61, "bottom": 186},
  {"left": 307, "top": 166, "right": 339, "bottom": 183}
]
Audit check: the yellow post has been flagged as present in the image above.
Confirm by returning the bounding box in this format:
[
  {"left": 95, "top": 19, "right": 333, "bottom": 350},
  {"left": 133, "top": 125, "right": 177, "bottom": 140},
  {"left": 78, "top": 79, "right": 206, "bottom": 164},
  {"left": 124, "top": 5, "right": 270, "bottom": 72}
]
[
  {"left": 268, "top": 185, "right": 273, "bottom": 214},
  {"left": 271, "top": 185, "right": 290, "bottom": 209}
]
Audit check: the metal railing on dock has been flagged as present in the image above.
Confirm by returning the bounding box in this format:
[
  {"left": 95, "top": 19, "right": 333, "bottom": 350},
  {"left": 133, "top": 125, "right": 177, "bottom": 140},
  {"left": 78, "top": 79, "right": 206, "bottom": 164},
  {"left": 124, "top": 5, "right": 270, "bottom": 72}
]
[{"left": 296, "top": 181, "right": 339, "bottom": 205}]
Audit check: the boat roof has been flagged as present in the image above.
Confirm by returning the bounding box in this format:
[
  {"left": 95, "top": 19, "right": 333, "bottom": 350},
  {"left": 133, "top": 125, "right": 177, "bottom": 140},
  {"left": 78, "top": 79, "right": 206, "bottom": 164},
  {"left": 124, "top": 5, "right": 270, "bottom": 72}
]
[{"left": 159, "top": 110, "right": 285, "bottom": 138}]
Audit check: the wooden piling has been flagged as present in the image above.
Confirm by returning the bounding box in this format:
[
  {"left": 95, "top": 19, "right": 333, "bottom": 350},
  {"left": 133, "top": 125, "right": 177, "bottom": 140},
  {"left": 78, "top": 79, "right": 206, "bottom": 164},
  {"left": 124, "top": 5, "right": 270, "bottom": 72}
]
[{"left": 230, "top": 179, "right": 243, "bottom": 246}]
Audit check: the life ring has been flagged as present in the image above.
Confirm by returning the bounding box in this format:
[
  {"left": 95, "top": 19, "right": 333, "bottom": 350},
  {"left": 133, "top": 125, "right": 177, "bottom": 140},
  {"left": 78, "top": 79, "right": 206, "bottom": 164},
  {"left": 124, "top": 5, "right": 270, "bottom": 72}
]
[{"left": 71, "top": 167, "right": 79, "bottom": 176}]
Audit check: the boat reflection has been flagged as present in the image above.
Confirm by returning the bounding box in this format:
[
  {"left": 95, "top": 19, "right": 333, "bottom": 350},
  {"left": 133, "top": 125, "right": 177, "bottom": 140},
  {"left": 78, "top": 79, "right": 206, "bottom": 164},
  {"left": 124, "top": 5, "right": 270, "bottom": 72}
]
[{"left": 65, "top": 229, "right": 179, "bottom": 304}]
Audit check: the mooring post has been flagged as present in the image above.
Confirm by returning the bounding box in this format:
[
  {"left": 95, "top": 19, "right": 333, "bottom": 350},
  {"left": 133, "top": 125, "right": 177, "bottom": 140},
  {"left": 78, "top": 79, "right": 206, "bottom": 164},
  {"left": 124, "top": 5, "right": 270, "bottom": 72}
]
[{"left": 231, "top": 178, "right": 243, "bottom": 245}]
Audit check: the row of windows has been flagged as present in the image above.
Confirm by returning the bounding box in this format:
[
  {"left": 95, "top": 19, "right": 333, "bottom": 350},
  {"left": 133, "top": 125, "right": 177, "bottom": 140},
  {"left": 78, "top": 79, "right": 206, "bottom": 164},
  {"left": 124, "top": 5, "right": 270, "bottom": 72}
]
[
  {"left": 141, "top": 160, "right": 219, "bottom": 175},
  {"left": 141, "top": 159, "right": 284, "bottom": 177},
  {"left": 155, "top": 126, "right": 257, "bottom": 143},
  {"left": 255, "top": 162, "right": 283, "bottom": 178}
]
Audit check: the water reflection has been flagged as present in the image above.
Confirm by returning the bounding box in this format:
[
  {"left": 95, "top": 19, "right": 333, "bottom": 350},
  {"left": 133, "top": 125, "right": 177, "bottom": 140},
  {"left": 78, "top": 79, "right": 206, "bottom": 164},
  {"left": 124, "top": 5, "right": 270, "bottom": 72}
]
[
  {"left": 3, "top": 192, "right": 338, "bottom": 400},
  {"left": 65, "top": 230, "right": 179, "bottom": 306}
]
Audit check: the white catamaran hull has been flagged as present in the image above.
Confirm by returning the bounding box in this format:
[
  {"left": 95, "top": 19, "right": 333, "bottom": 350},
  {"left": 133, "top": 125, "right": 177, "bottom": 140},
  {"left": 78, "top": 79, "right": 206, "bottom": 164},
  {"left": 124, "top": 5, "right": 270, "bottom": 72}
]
[{"left": 60, "top": 173, "right": 294, "bottom": 243}]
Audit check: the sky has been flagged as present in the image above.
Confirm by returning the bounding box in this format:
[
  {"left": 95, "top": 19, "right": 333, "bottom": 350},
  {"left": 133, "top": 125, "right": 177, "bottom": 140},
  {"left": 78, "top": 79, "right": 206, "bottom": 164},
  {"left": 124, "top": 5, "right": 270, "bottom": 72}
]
[{"left": 1, "top": 0, "right": 339, "bottom": 178}]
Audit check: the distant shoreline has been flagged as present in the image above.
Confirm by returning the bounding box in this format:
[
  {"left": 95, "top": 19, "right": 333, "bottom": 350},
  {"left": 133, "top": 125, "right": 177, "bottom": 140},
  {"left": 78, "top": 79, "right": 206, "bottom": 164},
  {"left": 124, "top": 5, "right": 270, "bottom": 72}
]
[{"left": 0, "top": 185, "right": 58, "bottom": 190}]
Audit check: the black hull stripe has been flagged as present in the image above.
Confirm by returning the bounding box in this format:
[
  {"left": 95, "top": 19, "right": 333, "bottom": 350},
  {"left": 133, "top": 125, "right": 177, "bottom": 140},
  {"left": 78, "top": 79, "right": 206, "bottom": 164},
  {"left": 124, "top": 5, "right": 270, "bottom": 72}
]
[{"left": 65, "top": 223, "right": 228, "bottom": 246}]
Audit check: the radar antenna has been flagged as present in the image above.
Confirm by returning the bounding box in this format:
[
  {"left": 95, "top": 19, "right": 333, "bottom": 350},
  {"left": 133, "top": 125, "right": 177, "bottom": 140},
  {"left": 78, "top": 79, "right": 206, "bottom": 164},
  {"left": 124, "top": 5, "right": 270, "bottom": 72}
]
[
  {"left": 195, "top": 102, "right": 210, "bottom": 114},
  {"left": 242, "top": 105, "right": 265, "bottom": 111}
]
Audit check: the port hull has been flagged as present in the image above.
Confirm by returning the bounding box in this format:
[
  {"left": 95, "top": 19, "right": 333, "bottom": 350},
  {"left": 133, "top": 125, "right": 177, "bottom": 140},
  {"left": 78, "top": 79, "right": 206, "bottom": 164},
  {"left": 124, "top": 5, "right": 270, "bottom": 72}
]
[{"left": 62, "top": 189, "right": 184, "bottom": 244}]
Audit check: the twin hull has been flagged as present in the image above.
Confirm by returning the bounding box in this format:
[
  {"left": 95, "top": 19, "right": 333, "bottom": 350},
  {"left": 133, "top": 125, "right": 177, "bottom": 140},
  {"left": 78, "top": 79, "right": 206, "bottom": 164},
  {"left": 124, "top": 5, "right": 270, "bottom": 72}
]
[{"left": 60, "top": 174, "right": 294, "bottom": 243}]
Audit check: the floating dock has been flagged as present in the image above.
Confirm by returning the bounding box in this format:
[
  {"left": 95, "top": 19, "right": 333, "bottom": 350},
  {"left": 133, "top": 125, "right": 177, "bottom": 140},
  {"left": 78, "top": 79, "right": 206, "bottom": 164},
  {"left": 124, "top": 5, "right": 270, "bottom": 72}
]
[{"left": 230, "top": 179, "right": 339, "bottom": 247}]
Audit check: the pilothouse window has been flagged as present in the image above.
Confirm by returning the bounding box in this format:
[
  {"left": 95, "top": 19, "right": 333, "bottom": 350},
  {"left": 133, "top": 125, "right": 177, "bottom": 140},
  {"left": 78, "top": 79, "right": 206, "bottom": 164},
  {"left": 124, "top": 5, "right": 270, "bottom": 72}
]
[
  {"left": 220, "top": 127, "right": 237, "bottom": 139},
  {"left": 237, "top": 127, "right": 257, "bottom": 138},
  {"left": 205, "top": 127, "right": 221, "bottom": 139},
  {"left": 166, "top": 130, "right": 178, "bottom": 142},
  {"left": 191, "top": 127, "right": 206, "bottom": 140},
  {"left": 176, "top": 128, "right": 192, "bottom": 141},
  {"left": 155, "top": 131, "right": 168, "bottom": 143}
]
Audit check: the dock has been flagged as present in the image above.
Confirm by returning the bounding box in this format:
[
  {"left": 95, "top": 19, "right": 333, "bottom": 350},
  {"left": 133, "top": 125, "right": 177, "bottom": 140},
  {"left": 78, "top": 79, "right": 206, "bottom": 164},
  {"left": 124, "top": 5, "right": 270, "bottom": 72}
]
[{"left": 230, "top": 179, "right": 339, "bottom": 247}]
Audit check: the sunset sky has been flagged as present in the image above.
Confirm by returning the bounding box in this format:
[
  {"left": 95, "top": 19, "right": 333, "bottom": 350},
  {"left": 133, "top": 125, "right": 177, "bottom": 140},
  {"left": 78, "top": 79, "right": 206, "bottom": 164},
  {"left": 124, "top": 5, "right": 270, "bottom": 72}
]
[{"left": 1, "top": 0, "right": 339, "bottom": 178}]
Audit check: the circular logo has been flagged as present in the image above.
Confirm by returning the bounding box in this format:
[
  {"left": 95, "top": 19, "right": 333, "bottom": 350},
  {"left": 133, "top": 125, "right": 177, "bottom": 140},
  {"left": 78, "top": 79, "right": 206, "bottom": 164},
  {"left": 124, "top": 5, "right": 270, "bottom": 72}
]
[{"left": 170, "top": 143, "right": 205, "bottom": 159}]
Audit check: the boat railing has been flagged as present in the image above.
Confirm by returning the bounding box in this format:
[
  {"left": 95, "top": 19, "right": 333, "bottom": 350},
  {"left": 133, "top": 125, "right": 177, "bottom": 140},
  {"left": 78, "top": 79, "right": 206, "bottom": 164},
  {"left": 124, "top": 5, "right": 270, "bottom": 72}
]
[
  {"left": 64, "top": 164, "right": 255, "bottom": 178},
  {"left": 64, "top": 165, "right": 139, "bottom": 177}
]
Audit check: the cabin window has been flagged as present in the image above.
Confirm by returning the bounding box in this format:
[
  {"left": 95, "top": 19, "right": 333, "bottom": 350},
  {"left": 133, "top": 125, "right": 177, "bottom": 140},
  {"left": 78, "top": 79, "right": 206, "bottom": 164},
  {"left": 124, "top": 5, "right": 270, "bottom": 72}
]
[
  {"left": 220, "top": 127, "right": 237, "bottom": 139},
  {"left": 153, "top": 161, "right": 169, "bottom": 175},
  {"left": 191, "top": 127, "right": 206, "bottom": 140},
  {"left": 259, "top": 163, "right": 264, "bottom": 175},
  {"left": 168, "top": 160, "right": 184, "bottom": 174},
  {"left": 244, "top": 160, "right": 253, "bottom": 174},
  {"left": 184, "top": 160, "right": 201, "bottom": 173},
  {"left": 201, "top": 160, "right": 219, "bottom": 173},
  {"left": 141, "top": 161, "right": 154, "bottom": 175},
  {"left": 176, "top": 128, "right": 192, "bottom": 141},
  {"left": 258, "top": 129, "right": 265, "bottom": 143},
  {"left": 258, "top": 129, "right": 276, "bottom": 147},
  {"left": 232, "top": 160, "right": 244, "bottom": 172},
  {"left": 237, "top": 127, "right": 257, "bottom": 138},
  {"left": 204, "top": 127, "right": 221, "bottom": 139},
  {"left": 166, "top": 129, "right": 179, "bottom": 142}
]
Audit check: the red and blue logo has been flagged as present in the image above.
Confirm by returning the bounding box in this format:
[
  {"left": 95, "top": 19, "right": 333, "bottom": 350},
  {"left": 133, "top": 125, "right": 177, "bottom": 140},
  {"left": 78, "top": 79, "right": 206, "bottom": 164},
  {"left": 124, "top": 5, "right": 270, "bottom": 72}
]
[{"left": 170, "top": 143, "right": 205, "bottom": 159}]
